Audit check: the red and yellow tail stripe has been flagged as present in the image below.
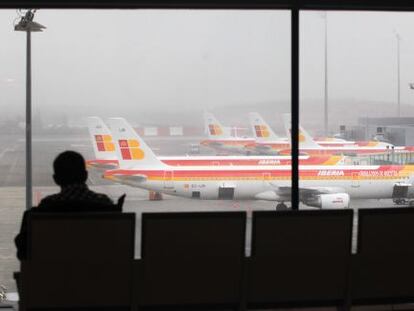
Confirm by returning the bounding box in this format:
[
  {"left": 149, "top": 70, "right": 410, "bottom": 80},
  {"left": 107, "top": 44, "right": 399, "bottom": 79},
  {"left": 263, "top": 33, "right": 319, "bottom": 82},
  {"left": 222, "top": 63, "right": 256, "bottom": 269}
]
[
  {"left": 208, "top": 124, "right": 223, "bottom": 136},
  {"left": 95, "top": 135, "right": 115, "bottom": 152},
  {"left": 254, "top": 125, "right": 270, "bottom": 138},
  {"left": 288, "top": 130, "right": 306, "bottom": 142},
  {"left": 119, "top": 139, "right": 145, "bottom": 160}
]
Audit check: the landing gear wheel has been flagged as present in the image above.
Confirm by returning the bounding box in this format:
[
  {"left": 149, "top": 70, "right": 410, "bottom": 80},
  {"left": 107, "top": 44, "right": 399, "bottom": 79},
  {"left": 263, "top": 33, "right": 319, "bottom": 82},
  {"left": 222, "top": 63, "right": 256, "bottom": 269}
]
[{"left": 276, "top": 202, "right": 288, "bottom": 211}]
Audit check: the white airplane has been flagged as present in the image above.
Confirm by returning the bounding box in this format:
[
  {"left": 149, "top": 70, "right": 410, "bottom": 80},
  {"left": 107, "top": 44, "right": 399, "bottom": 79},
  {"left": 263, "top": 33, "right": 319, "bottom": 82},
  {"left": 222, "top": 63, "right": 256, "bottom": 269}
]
[
  {"left": 247, "top": 112, "right": 290, "bottom": 155},
  {"left": 247, "top": 113, "right": 329, "bottom": 155},
  {"left": 103, "top": 117, "right": 414, "bottom": 209},
  {"left": 86, "top": 116, "right": 120, "bottom": 170},
  {"left": 200, "top": 112, "right": 255, "bottom": 154},
  {"left": 86, "top": 116, "right": 345, "bottom": 169},
  {"left": 249, "top": 112, "right": 360, "bottom": 146},
  {"left": 247, "top": 112, "right": 402, "bottom": 156},
  {"left": 276, "top": 113, "right": 408, "bottom": 156}
]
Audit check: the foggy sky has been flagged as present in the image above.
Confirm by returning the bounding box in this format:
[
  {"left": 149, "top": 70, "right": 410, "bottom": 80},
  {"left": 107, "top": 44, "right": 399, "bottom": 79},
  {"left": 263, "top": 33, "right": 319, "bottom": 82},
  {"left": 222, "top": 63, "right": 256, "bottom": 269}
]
[{"left": 1, "top": 9, "right": 414, "bottom": 131}]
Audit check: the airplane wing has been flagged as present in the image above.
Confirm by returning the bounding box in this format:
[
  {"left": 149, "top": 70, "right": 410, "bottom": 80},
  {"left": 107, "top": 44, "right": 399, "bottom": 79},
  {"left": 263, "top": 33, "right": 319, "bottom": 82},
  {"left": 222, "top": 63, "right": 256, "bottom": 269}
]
[
  {"left": 254, "top": 144, "right": 273, "bottom": 151},
  {"left": 106, "top": 174, "right": 148, "bottom": 187},
  {"left": 251, "top": 144, "right": 281, "bottom": 155},
  {"left": 116, "top": 174, "right": 147, "bottom": 183},
  {"left": 208, "top": 141, "right": 225, "bottom": 147},
  {"left": 86, "top": 160, "right": 119, "bottom": 170}
]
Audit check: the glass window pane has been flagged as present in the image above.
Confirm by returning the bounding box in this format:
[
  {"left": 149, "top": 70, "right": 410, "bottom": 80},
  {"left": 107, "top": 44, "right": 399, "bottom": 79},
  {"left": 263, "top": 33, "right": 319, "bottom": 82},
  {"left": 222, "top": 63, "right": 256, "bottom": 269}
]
[
  {"left": 300, "top": 11, "right": 414, "bottom": 211},
  {"left": 1, "top": 9, "right": 291, "bottom": 294},
  {"left": 0, "top": 9, "right": 25, "bottom": 294}
]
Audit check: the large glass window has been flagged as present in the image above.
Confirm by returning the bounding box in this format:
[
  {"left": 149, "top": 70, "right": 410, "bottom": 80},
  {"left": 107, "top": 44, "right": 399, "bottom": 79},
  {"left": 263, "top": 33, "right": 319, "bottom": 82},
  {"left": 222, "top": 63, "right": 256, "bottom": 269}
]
[
  {"left": 1, "top": 9, "right": 291, "bottom": 292},
  {"left": 300, "top": 11, "right": 414, "bottom": 209},
  {"left": 0, "top": 9, "right": 25, "bottom": 294},
  {"left": 3, "top": 2, "right": 414, "bottom": 303}
]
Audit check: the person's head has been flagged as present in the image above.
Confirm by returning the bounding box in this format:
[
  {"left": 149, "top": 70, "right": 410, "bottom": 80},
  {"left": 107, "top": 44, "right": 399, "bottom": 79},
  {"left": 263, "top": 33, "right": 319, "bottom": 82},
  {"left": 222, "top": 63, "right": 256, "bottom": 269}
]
[{"left": 53, "top": 151, "right": 88, "bottom": 187}]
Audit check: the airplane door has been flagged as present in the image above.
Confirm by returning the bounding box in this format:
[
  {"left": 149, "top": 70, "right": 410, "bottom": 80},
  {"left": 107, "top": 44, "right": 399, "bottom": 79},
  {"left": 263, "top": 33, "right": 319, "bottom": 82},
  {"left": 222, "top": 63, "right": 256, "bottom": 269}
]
[
  {"left": 218, "top": 187, "right": 234, "bottom": 199},
  {"left": 218, "top": 182, "right": 236, "bottom": 199},
  {"left": 163, "top": 170, "right": 174, "bottom": 189},
  {"left": 351, "top": 172, "right": 360, "bottom": 188}
]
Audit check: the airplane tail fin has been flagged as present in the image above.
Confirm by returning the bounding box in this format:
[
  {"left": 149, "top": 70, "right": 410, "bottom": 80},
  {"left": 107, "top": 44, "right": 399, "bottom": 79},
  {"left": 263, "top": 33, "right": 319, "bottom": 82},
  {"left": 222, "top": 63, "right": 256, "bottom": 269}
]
[
  {"left": 87, "top": 117, "right": 117, "bottom": 160},
  {"left": 248, "top": 112, "right": 281, "bottom": 141},
  {"left": 282, "top": 113, "right": 323, "bottom": 149},
  {"left": 204, "top": 112, "right": 231, "bottom": 139},
  {"left": 106, "top": 118, "right": 166, "bottom": 169}
]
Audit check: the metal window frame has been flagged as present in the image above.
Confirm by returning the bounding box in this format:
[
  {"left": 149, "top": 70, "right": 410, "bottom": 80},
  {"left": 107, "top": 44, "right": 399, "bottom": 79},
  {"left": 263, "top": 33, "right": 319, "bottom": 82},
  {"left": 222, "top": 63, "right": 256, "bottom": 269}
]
[
  {"left": 4, "top": 0, "right": 413, "bottom": 210},
  {"left": 4, "top": 1, "right": 414, "bottom": 10}
]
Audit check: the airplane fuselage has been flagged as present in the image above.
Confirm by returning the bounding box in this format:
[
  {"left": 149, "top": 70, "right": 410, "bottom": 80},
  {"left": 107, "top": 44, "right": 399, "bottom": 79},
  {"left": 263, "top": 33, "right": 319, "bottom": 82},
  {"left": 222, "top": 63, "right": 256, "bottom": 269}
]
[
  {"left": 278, "top": 146, "right": 414, "bottom": 156},
  {"left": 87, "top": 155, "right": 344, "bottom": 170},
  {"left": 104, "top": 165, "right": 414, "bottom": 201}
]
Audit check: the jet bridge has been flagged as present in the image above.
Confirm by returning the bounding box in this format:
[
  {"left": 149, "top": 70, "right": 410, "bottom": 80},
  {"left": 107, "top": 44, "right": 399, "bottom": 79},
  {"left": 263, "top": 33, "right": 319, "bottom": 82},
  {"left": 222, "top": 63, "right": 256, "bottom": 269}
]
[
  {"left": 367, "top": 151, "right": 414, "bottom": 165},
  {"left": 392, "top": 182, "right": 414, "bottom": 206},
  {"left": 343, "top": 151, "right": 414, "bottom": 166}
]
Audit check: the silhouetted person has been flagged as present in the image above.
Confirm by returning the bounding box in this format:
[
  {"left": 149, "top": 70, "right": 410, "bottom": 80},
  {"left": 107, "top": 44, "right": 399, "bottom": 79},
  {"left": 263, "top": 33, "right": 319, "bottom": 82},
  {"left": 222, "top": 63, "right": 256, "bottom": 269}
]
[{"left": 15, "top": 150, "right": 123, "bottom": 260}]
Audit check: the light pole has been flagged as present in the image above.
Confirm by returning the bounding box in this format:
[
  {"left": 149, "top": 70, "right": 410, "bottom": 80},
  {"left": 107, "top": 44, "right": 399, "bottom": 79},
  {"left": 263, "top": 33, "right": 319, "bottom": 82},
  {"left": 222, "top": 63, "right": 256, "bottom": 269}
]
[
  {"left": 395, "top": 31, "right": 401, "bottom": 117},
  {"left": 14, "top": 9, "right": 46, "bottom": 210},
  {"left": 321, "top": 11, "right": 329, "bottom": 136}
]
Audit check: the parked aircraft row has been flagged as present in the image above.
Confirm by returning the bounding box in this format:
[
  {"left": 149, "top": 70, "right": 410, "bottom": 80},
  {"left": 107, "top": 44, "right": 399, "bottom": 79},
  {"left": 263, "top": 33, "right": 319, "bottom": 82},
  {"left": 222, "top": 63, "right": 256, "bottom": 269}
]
[
  {"left": 86, "top": 117, "right": 414, "bottom": 209},
  {"left": 86, "top": 116, "right": 345, "bottom": 170},
  {"left": 201, "top": 112, "right": 414, "bottom": 156}
]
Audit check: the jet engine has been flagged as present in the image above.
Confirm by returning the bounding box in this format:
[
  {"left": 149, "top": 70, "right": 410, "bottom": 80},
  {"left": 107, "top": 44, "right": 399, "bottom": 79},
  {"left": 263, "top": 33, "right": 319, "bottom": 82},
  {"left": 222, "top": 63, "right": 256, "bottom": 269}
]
[{"left": 302, "top": 193, "right": 350, "bottom": 209}]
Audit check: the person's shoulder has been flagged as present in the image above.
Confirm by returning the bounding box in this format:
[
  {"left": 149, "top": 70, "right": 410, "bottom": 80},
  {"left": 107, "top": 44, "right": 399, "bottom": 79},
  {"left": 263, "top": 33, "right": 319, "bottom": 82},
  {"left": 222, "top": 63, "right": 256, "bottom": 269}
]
[
  {"left": 37, "top": 194, "right": 60, "bottom": 207},
  {"left": 36, "top": 187, "right": 119, "bottom": 212},
  {"left": 19, "top": 205, "right": 55, "bottom": 221},
  {"left": 83, "top": 189, "right": 120, "bottom": 211},
  {"left": 88, "top": 190, "right": 114, "bottom": 205}
]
